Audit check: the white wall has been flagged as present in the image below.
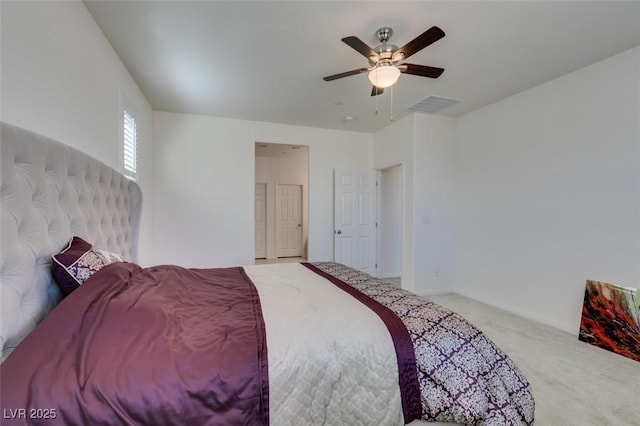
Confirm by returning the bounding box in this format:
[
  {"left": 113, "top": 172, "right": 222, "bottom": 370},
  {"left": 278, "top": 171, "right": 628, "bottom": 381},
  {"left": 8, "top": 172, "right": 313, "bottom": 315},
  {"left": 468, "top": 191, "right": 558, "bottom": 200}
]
[
  {"left": 455, "top": 46, "right": 640, "bottom": 333},
  {"left": 255, "top": 152, "right": 309, "bottom": 259},
  {"left": 154, "top": 111, "right": 373, "bottom": 267},
  {"left": 0, "top": 0, "right": 155, "bottom": 265},
  {"left": 414, "top": 114, "right": 457, "bottom": 294},
  {"left": 373, "top": 113, "right": 457, "bottom": 295}
]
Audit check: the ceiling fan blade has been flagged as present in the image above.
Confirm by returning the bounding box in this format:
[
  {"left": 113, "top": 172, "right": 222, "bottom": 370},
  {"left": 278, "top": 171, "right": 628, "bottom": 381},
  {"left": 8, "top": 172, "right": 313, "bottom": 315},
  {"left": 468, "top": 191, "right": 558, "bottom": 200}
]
[
  {"left": 396, "top": 26, "right": 445, "bottom": 61},
  {"left": 342, "top": 36, "right": 379, "bottom": 61},
  {"left": 402, "top": 63, "right": 445, "bottom": 78},
  {"left": 323, "top": 68, "right": 369, "bottom": 81},
  {"left": 371, "top": 86, "right": 384, "bottom": 96}
]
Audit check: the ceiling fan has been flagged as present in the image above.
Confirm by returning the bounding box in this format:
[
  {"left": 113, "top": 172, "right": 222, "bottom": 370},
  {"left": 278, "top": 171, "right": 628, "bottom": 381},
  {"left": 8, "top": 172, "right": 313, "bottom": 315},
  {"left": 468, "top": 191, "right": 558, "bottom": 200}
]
[{"left": 323, "top": 26, "right": 445, "bottom": 96}]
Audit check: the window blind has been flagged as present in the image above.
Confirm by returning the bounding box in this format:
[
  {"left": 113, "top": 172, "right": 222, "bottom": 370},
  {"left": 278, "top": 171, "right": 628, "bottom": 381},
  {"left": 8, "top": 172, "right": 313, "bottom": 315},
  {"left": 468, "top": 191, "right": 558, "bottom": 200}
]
[{"left": 123, "top": 110, "right": 137, "bottom": 180}]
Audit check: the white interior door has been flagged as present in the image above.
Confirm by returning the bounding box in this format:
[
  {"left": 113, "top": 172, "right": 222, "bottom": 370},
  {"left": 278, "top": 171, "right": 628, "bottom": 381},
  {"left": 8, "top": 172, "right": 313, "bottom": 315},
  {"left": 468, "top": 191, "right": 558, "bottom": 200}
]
[
  {"left": 255, "top": 183, "right": 267, "bottom": 258},
  {"left": 334, "top": 170, "right": 377, "bottom": 275},
  {"left": 276, "top": 184, "right": 303, "bottom": 258}
]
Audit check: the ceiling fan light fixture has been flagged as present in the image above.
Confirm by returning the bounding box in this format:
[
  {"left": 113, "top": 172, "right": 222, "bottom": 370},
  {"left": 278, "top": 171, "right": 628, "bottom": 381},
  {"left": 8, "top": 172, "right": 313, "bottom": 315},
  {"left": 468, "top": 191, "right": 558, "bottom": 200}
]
[{"left": 368, "top": 65, "right": 400, "bottom": 88}]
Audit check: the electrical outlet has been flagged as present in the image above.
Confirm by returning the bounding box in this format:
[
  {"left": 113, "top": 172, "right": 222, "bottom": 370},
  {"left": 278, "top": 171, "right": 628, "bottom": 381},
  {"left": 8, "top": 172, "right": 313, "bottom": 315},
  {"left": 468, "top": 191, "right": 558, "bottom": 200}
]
[{"left": 434, "top": 269, "right": 439, "bottom": 278}]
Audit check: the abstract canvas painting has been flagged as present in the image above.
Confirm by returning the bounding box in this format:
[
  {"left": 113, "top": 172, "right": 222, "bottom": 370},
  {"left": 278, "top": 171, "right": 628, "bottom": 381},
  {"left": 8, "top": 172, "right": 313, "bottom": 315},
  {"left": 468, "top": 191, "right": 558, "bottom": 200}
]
[{"left": 579, "top": 280, "right": 640, "bottom": 362}]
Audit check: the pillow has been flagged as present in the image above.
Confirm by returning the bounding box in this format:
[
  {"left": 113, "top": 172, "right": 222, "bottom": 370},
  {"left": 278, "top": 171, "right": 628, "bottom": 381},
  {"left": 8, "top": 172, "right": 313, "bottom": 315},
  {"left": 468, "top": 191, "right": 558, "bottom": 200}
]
[{"left": 52, "top": 236, "right": 125, "bottom": 295}]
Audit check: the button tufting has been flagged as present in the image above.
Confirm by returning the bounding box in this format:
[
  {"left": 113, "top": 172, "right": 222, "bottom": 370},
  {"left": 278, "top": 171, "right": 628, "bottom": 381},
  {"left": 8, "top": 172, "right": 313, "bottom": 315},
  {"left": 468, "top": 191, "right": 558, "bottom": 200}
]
[{"left": 1, "top": 122, "right": 142, "bottom": 361}]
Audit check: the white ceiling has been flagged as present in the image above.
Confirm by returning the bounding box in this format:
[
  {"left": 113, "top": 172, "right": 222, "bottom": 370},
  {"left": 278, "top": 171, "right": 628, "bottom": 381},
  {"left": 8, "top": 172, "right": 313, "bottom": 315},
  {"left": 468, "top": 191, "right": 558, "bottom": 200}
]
[{"left": 84, "top": 1, "right": 640, "bottom": 133}]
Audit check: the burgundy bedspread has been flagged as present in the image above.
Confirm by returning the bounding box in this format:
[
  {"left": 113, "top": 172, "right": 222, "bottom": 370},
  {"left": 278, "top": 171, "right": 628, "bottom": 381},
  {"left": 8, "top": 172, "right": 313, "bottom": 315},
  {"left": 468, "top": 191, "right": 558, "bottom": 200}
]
[{"left": 0, "top": 263, "right": 269, "bottom": 425}]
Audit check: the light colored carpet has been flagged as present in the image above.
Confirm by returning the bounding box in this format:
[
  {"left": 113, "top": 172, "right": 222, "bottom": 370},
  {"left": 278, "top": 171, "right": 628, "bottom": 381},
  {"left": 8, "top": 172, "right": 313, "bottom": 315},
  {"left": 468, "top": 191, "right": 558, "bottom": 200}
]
[{"left": 426, "top": 294, "right": 640, "bottom": 426}]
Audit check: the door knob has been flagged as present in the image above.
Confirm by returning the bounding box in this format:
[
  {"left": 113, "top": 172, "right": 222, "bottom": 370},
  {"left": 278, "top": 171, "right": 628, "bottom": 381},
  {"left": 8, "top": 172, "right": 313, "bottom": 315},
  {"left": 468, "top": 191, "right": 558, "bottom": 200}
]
[{"left": 336, "top": 230, "right": 342, "bottom": 235}]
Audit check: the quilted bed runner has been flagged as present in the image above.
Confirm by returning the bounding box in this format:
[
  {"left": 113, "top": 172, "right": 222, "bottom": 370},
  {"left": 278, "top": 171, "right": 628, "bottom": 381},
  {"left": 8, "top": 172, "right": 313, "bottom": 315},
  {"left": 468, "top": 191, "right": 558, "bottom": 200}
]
[{"left": 310, "top": 262, "right": 535, "bottom": 425}]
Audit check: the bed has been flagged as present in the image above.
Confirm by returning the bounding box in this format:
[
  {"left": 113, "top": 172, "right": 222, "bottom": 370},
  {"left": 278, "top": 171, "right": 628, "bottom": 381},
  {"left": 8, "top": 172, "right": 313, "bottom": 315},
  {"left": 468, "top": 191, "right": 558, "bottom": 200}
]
[{"left": 0, "top": 122, "right": 534, "bottom": 425}]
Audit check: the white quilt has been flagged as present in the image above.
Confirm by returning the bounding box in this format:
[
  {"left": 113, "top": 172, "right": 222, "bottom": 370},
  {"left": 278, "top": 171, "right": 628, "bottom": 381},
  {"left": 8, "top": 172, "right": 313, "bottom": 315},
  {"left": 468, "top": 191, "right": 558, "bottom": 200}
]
[{"left": 244, "top": 263, "right": 405, "bottom": 426}]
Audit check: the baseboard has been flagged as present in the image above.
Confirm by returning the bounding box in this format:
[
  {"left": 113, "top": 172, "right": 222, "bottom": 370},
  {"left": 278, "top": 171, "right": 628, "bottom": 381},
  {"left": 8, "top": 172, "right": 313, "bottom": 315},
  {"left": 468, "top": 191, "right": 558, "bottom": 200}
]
[
  {"left": 416, "top": 288, "right": 456, "bottom": 297},
  {"left": 453, "top": 289, "right": 578, "bottom": 335}
]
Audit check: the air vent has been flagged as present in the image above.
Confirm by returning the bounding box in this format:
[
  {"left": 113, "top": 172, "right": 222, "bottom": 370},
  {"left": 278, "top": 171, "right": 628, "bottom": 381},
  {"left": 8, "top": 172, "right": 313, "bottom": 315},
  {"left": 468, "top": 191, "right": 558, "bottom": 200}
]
[{"left": 409, "top": 96, "right": 461, "bottom": 114}]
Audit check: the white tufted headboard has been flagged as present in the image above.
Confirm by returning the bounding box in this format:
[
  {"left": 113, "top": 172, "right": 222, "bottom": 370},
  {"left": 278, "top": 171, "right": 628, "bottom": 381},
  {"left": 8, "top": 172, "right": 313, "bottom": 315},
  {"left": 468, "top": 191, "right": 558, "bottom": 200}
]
[{"left": 0, "top": 122, "right": 142, "bottom": 361}]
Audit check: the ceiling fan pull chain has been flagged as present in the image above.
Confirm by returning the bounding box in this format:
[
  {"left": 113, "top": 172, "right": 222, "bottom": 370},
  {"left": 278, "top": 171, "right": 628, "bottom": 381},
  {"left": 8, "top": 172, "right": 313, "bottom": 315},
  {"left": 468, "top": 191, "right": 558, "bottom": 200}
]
[
  {"left": 390, "top": 84, "right": 394, "bottom": 122},
  {"left": 375, "top": 73, "right": 379, "bottom": 115}
]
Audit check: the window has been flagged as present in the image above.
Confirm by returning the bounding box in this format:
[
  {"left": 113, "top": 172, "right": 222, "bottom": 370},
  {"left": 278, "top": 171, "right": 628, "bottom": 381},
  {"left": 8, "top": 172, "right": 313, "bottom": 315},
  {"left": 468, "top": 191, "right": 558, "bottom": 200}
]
[{"left": 123, "top": 109, "right": 137, "bottom": 181}]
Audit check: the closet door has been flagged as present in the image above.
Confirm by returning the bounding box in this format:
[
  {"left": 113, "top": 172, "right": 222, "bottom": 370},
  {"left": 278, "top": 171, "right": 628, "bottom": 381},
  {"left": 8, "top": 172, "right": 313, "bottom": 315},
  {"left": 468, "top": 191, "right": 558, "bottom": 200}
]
[{"left": 275, "top": 184, "right": 303, "bottom": 258}]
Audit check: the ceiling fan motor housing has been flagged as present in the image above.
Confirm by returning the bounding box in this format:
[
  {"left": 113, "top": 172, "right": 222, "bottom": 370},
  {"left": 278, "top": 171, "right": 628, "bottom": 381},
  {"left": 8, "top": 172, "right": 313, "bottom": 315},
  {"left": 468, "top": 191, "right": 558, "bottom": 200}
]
[{"left": 376, "top": 27, "right": 393, "bottom": 43}]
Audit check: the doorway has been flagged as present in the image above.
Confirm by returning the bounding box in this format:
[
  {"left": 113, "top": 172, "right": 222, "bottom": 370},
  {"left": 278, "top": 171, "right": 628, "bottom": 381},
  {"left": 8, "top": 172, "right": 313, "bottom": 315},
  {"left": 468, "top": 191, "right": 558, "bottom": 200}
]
[
  {"left": 378, "top": 164, "right": 403, "bottom": 285},
  {"left": 254, "top": 143, "right": 309, "bottom": 262},
  {"left": 255, "top": 183, "right": 267, "bottom": 258}
]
